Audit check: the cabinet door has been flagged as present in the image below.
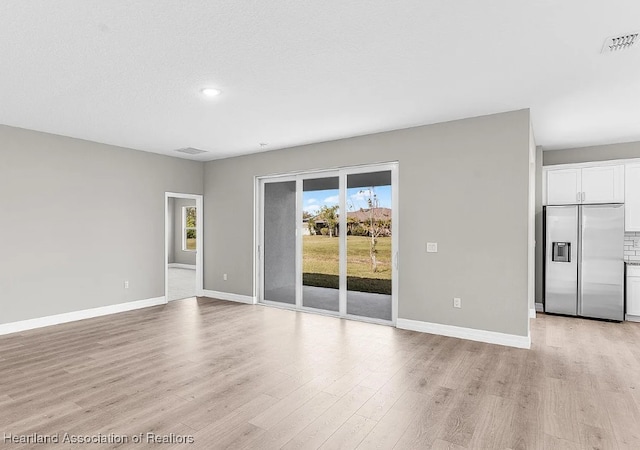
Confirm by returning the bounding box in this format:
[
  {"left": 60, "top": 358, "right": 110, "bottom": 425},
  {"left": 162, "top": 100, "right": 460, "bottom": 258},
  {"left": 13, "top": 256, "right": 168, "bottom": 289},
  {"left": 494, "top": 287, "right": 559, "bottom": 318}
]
[
  {"left": 581, "top": 165, "right": 624, "bottom": 204},
  {"left": 546, "top": 168, "right": 581, "bottom": 205},
  {"left": 627, "top": 276, "right": 640, "bottom": 316},
  {"left": 626, "top": 163, "right": 640, "bottom": 232}
]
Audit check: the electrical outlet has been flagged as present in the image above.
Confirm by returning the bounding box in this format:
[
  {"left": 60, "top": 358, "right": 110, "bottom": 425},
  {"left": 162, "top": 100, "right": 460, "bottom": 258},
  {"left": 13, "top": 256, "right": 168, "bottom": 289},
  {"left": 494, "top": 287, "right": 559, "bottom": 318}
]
[
  {"left": 223, "top": 274, "right": 228, "bottom": 281},
  {"left": 426, "top": 242, "right": 438, "bottom": 253},
  {"left": 124, "top": 281, "right": 129, "bottom": 289},
  {"left": 634, "top": 238, "right": 640, "bottom": 248},
  {"left": 453, "top": 297, "right": 461, "bottom": 308}
]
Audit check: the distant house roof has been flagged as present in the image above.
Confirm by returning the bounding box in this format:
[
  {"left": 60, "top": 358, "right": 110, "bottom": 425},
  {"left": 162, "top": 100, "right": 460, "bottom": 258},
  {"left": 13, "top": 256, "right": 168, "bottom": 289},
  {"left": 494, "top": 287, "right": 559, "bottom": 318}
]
[
  {"left": 346, "top": 208, "right": 391, "bottom": 222},
  {"left": 303, "top": 208, "right": 391, "bottom": 224}
]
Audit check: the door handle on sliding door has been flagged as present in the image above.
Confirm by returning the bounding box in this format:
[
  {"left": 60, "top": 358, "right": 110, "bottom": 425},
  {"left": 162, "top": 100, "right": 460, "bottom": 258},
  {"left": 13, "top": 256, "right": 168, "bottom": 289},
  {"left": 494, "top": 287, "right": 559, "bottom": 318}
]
[{"left": 394, "top": 252, "right": 399, "bottom": 270}]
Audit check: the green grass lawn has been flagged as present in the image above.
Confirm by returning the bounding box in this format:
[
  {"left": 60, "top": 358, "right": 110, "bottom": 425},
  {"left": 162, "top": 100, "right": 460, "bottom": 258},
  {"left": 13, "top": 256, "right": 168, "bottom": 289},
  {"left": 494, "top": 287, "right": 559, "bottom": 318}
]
[{"left": 303, "top": 235, "right": 391, "bottom": 294}]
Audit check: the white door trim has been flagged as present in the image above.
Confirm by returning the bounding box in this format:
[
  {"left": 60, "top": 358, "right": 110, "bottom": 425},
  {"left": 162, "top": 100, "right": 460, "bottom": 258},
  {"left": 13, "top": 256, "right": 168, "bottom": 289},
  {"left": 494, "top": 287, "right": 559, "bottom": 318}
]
[
  {"left": 165, "top": 192, "right": 204, "bottom": 300},
  {"left": 391, "top": 164, "right": 399, "bottom": 325}
]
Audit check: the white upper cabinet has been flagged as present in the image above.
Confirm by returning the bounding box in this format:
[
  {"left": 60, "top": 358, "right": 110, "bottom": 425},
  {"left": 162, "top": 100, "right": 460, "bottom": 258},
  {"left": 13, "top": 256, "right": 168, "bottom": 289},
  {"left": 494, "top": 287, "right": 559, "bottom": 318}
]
[
  {"left": 581, "top": 165, "right": 624, "bottom": 204},
  {"left": 625, "top": 163, "right": 640, "bottom": 231},
  {"left": 546, "top": 168, "right": 581, "bottom": 205},
  {"left": 544, "top": 164, "right": 624, "bottom": 205}
]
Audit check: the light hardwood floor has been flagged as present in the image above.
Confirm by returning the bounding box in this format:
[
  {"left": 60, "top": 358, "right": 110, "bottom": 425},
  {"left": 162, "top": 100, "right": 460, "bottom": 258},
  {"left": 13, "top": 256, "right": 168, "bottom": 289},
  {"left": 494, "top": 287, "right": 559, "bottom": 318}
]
[{"left": 1, "top": 298, "right": 640, "bottom": 449}]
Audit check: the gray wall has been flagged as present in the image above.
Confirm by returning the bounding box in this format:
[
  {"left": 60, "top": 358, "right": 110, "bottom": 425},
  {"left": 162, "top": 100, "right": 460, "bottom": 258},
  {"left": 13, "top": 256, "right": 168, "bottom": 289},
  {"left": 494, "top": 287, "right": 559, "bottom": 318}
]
[
  {"left": 0, "top": 125, "right": 203, "bottom": 325},
  {"left": 204, "top": 110, "right": 532, "bottom": 337},
  {"left": 544, "top": 141, "right": 640, "bottom": 165},
  {"left": 168, "top": 198, "right": 196, "bottom": 265}
]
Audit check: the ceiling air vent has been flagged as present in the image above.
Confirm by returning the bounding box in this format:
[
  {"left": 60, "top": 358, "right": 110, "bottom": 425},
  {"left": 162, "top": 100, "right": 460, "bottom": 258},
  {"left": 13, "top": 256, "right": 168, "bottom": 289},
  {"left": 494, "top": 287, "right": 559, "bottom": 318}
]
[
  {"left": 602, "top": 32, "right": 638, "bottom": 53},
  {"left": 175, "top": 147, "right": 208, "bottom": 155}
]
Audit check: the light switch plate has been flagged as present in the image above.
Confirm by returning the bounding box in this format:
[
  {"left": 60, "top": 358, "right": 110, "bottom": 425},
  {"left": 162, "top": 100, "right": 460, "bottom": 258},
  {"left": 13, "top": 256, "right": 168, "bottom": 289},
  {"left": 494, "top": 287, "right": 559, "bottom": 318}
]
[{"left": 426, "top": 242, "right": 438, "bottom": 253}]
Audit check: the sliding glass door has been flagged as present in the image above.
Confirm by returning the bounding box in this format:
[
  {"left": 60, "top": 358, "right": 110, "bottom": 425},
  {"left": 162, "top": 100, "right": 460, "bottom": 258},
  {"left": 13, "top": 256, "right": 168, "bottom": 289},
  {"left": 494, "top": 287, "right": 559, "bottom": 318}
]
[{"left": 259, "top": 163, "right": 397, "bottom": 324}]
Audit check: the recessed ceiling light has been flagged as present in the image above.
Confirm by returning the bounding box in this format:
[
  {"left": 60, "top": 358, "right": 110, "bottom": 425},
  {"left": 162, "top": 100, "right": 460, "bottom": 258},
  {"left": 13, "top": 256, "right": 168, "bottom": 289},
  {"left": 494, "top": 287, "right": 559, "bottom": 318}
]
[{"left": 201, "top": 87, "right": 221, "bottom": 98}]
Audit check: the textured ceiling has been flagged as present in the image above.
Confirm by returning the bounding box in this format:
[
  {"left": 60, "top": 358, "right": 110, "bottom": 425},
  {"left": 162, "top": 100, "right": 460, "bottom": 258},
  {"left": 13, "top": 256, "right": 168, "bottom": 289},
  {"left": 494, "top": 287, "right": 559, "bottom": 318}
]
[{"left": 1, "top": 1, "right": 639, "bottom": 161}]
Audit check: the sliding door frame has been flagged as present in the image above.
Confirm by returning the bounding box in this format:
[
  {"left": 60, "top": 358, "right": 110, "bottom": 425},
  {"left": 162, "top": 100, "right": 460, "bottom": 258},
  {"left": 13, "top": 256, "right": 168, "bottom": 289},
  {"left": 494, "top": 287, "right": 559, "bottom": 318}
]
[
  {"left": 342, "top": 163, "right": 399, "bottom": 325},
  {"left": 257, "top": 173, "right": 298, "bottom": 310},
  {"left": 297, "top": 170, "right": 342, "bottom": 316},
  {"left": 255, "top": 162, "right": 399, "bottom": 326}
]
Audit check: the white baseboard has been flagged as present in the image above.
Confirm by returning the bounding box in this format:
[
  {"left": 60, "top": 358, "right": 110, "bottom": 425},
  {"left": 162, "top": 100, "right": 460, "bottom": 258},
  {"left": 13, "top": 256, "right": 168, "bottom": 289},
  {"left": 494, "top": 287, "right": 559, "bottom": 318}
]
[
  {"left": 201, "top": 289, "right": 256, "bottom": 305},
  {"left": 626, "top": 314, "right": 640, "bottom": 323},
  {"left": 396, "top": 318, "right": 531, "bottom": 349},
  {"left": 535, "top": 303, "right": 544, "bottom": 312},
  {"left": 529, "top": 308, "right": 537, "bottom": 319},
  {"left": 168, "top": 263, "right": 196, "bottom": 270},
  {"left": 0, "top": 296, "right": 167, "bottom": 336}
]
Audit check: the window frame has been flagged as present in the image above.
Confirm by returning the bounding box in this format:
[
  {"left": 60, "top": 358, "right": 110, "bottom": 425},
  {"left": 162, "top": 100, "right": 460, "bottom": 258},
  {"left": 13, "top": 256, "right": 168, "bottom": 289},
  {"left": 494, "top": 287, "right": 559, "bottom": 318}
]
[{"left": 182, "top": 206, "right": 197, "bottom": 252}]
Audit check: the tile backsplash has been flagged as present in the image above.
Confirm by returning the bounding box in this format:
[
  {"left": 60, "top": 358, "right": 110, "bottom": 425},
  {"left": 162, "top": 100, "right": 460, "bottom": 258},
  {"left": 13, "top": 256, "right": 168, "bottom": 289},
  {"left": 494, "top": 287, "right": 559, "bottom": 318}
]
[{"left": 624, "top": 232, "right": 640, "bottom": 262}]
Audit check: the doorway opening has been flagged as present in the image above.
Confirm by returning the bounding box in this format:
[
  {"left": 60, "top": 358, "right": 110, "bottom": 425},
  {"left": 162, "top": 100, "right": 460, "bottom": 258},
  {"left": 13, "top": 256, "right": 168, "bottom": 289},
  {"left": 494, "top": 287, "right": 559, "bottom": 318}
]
[
  {"left": 165, "top": 192, "right": 203, "bottom": 302},
  {"left": 257, "top": 162, "right": 398, "bottom": 325}
]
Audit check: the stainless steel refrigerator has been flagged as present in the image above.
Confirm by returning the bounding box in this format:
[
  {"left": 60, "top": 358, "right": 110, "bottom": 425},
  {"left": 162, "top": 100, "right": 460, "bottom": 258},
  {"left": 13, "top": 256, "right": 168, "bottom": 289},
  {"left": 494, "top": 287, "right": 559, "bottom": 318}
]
[{"left": 545, "top": 204, "right": 624, "bottom": 321}]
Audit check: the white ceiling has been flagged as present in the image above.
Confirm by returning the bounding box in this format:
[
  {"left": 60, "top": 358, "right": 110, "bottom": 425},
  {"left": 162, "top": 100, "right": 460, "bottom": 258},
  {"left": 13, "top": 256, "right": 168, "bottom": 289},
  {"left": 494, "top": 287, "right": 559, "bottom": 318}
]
[{"left": 1, "top": 1, "right": 639, "bottom": 161}]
